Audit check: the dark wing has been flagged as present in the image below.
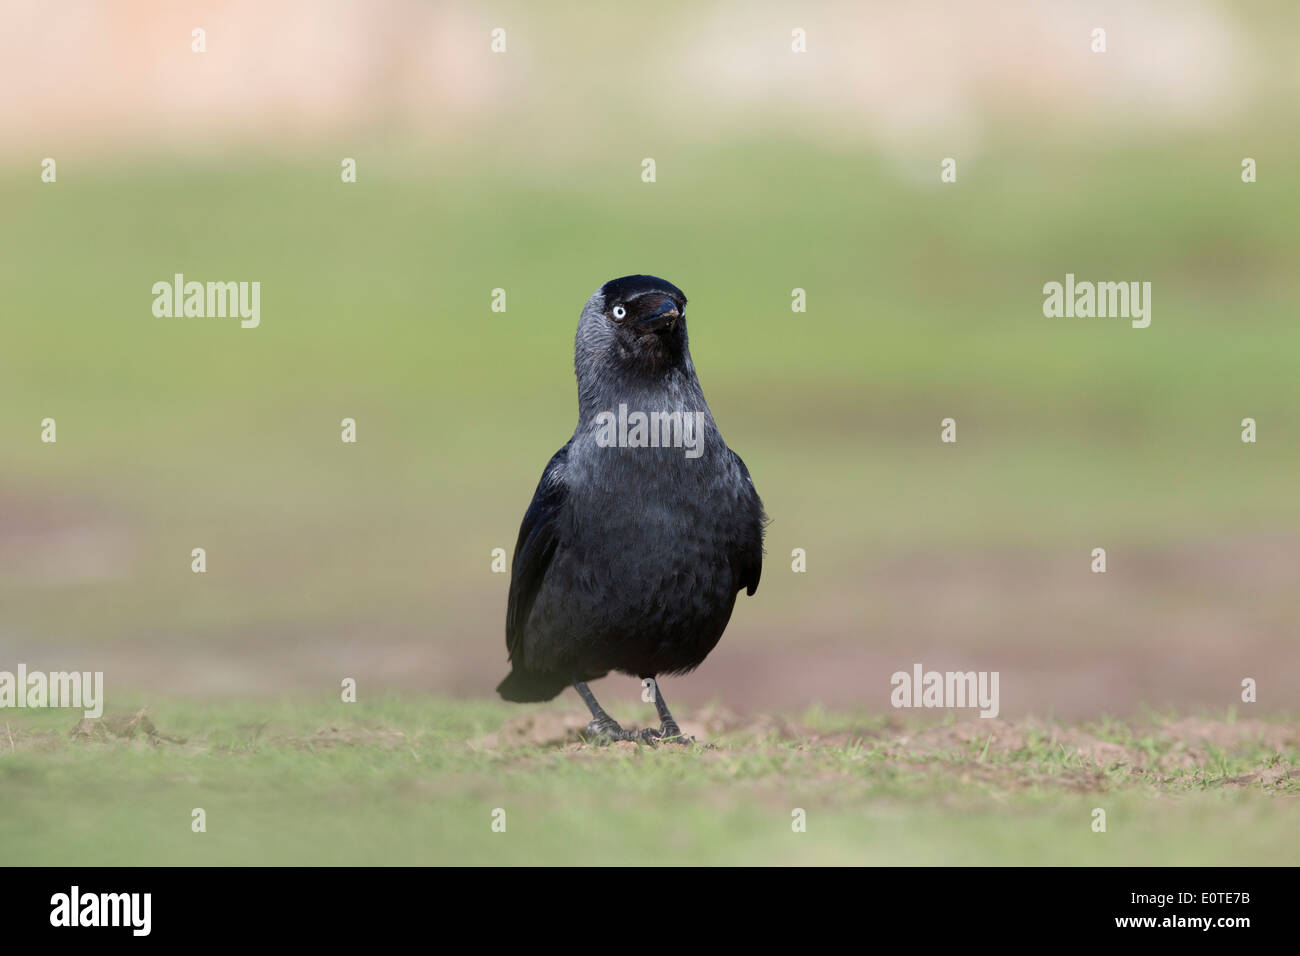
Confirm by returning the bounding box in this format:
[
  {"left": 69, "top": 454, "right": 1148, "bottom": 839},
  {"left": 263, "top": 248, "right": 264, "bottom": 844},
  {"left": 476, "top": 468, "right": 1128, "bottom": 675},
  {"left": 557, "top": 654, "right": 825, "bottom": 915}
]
[
  {"left": 728, "top": 448, "right": 766, "bottom": 596},
  {"left": 505, "top": 442, "right": 570, "bottom": 665}
]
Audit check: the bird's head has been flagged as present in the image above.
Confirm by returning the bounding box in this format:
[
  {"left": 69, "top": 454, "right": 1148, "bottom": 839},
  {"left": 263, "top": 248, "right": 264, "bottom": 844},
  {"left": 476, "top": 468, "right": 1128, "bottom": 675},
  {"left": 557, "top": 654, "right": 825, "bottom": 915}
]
[{"left": 576, "top": 275, "right": 690, "bottom": 380}]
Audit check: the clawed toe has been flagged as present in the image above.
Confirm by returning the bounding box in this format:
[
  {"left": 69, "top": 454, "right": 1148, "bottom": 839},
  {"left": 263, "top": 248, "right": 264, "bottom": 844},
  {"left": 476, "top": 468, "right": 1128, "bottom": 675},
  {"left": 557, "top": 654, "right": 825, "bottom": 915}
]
[
  {"left": 657, "top": 725, "right": 696, "bottom": 746},
  {"left": 584, "top": 720, "right": 655, "bottom": 745},
  {"left": 582, "top": 721, "right": 697, "bottom": 747}
]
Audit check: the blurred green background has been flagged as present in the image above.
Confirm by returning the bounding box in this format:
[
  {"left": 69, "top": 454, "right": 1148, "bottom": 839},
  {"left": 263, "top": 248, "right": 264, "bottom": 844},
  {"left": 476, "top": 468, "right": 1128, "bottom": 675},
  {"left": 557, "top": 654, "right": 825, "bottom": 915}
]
[{"left": 2, "top": 0, "right": 1298, "bottom": 721}]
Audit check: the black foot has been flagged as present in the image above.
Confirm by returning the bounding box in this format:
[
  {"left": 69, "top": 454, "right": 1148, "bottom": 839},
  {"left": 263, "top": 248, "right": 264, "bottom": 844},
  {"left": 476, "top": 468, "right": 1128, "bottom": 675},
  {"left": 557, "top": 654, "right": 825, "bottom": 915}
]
[
  {"left": 574, "top": 682, "right": 700, "bottom": 746},
  {"left": 655, "top": 722, "right": 697, "bottom": 746},
  {"left": 584, "top": 718, "right": 661, "bottom": 745}
]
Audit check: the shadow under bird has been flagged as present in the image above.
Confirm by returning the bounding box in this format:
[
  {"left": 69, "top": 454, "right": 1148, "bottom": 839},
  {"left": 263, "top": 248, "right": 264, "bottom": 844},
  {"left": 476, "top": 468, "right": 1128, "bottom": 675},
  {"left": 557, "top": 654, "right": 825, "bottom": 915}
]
[{"left": 497, "top": 275, "right": 766, "bottom": 744}]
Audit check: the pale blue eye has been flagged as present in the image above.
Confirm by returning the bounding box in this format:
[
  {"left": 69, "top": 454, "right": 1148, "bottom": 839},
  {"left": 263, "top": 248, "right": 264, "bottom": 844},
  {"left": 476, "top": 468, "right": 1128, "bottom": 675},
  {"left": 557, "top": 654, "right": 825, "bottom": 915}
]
[{"left": 612, "top": 305, "right": 627, "bottom": 319}]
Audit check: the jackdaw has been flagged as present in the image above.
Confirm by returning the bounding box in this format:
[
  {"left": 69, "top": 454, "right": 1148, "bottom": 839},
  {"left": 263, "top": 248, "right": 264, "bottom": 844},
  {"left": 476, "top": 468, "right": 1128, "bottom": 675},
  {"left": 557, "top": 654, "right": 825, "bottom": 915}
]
[{"left": 496, "top": 275, "right": 766, "bottom": 743}]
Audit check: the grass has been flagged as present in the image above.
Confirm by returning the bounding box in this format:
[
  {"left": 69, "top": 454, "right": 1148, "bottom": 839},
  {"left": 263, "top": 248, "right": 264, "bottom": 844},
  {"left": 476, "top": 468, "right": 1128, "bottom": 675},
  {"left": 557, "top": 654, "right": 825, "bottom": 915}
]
[{"left": 1, "top": 698, "right": 1295, "bottom": 865}]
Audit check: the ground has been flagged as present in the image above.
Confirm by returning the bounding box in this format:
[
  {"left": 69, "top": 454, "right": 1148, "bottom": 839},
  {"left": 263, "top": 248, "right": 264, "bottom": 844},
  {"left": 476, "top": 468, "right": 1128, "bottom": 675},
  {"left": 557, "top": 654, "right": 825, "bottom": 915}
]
[{"left": 2, "top": 698, "right": 1296, "bottom": 865}]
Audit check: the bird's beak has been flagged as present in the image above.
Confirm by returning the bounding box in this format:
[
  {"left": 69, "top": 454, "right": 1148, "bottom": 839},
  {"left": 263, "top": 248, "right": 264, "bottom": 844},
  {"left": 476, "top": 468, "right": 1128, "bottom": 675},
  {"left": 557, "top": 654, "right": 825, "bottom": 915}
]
[{"left": 638, "top": 298, "right": 680, "bottom": 332}]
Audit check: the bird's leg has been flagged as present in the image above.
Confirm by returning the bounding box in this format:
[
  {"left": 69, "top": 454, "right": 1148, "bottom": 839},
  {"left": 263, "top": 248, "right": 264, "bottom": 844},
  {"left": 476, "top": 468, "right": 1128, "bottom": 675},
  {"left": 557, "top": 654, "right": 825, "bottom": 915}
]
[
  {"left": 650, "top": 682, "right": 695, "bottom": 745},
  {"left": 573, "top": 681, "right": 658, "bottom": 744}
]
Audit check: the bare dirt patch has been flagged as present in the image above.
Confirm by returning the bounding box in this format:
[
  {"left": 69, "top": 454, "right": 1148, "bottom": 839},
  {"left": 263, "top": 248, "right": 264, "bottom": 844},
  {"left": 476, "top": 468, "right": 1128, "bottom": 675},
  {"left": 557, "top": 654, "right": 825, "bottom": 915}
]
[
  {"left": 474, "top": 705, "right": 798, "bottom": 751},
  {"left": 473, "top": 710, "right": 1300, "bottom": 795}
]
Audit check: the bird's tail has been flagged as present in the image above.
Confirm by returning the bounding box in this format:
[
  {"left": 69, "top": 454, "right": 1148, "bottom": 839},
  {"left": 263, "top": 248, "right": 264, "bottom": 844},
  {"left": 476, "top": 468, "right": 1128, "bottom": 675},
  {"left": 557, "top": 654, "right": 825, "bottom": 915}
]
[{"left": 496, "top": 667, "right": 570, "bottom": 703}]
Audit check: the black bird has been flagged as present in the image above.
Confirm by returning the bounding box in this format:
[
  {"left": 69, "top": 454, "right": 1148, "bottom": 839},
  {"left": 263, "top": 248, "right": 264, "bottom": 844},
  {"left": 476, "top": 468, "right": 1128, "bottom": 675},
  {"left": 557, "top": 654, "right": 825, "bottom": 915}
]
[{"left": 497, "top": 275, "right": 766, "bottom": 743}]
